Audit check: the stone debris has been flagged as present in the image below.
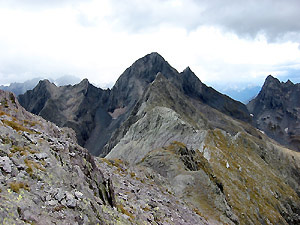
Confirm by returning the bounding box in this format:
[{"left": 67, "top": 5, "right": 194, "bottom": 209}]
[
  {"left": 74, "top": 191, "right": 83, "bottom": 199},
  {"left": 0, "top": 156, "right": 13, "bottom": 173},
  {"left": 65, "top": 192, "right": 77, "bottom": 208},
  {"left": 34, "top": 153, "right": 48, "bottom": 160}
]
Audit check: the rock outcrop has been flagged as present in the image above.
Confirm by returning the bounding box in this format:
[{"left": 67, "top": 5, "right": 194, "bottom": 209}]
[{"left": 247, "top": 75, "right": 300, "bottom": 151}]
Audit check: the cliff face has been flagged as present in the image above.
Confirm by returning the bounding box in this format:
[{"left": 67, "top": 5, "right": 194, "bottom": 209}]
[{"left": 247, "top": 75, "right": 300, "bottom": 151}]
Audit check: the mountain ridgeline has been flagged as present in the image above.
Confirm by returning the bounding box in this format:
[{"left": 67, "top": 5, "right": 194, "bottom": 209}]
[
  {"left": 4, "top": 52, "right": 300, "bottom": 224},
  {"left": 18, "top": 52, "right": 251, "bottom": 156}
]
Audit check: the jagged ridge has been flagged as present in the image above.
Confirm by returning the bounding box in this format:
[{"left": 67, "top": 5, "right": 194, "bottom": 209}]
[
  {"left": 247, "top": 75, "right": 300, "bottom": 151},
  {"left": 19, "top": 52, "right": 251, "bottom": 156}
]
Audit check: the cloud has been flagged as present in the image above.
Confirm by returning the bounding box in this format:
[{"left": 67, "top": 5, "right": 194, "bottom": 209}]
[
  {"left": 3, "top": 0, "right": 300, "bottom": 41},
  {"left": 108, "top": 0, "right": 300, "bottom": 42},
  {"left": 0, "top": 0, "right": 89, "bottom": 10},
  {"left": 0, "top": 0, "right": 299, "bottom": 89}
]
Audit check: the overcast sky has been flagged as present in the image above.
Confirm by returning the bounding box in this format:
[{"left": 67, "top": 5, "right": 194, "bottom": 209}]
[{"left": 0, "top": 0, "right": 300, "bottom": 89}]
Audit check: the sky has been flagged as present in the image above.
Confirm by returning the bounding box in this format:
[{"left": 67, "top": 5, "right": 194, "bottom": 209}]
[{"left": 0, "top": 0, "right": 300, "bottom": 90}]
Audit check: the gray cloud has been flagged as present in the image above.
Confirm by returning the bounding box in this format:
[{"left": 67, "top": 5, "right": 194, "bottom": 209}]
[{"left": 109, "top": 0, "right": 300, "bottom": 42}]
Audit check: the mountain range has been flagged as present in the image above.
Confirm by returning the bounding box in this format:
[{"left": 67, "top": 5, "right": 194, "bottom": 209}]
[
  {"left": 1, "top": 52, "right": 300, "bottom": 224},
  {"left": 0, "top": 75, "right": 81, "bottom": 96},
  {"left": 18, "top": 53, "right": 251, "bottom": 156},
  {"left": 214, "top": 85, "right": 261, "bottom": 104}
]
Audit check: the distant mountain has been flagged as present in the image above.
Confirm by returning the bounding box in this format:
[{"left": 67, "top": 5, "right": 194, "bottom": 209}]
[
  {"left": 0, "top": 78, "right": 41, "bottom": 96},
  {"left": 215, "top": 85, "right": 261, "bottom": 104},
  {"left": 0, "top": 75, "right": 81, "bottom": 96},
  {"left": 51, "top": 75, "right": 81, "bottom": 86},
  {"left": 247, "top": 75, "right": 300, "bottom": 151}
]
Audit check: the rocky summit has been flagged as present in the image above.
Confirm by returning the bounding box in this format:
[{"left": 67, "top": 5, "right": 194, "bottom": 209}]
[
  {"left": 247, "top": 75, "right": 300, "bottom": 151},
  {"left": 2, "top": 53, "right": 300, "bottom": 224}
]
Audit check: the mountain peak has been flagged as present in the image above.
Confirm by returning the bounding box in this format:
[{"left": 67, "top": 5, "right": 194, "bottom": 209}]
[
  {"left": 107, "top": 52, "right": 179, "bottom": 111},
  {"left": 134, "top": 52, "right": 170, "bottom": 71},
  {"left": 183, "top": 66, "right": 192, "bottom": 73},
  {"left": 264, "top": 75, "right": 280, "bottom": 85},
  {"left": 146, "top": 51, "right": 164, "bottom": 59},
  {"left": 181, "top": 66, "right": 200, "bottom": 81},
  {"left": 285, "top": 79, "right": 294, "bottom": 86},
  {"left": 77, "top": 78, "right": 89, "bottom": 86},
  {"left": 39, "top": 79, "right": 52, "bottom": 85},
  {"left": 37, "top": 79, "right": 57, "bottom": 90}
]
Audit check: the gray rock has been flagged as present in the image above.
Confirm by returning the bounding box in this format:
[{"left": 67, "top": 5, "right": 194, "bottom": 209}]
[
  {"left": 65, "top": 192, "right": 76, "bottom": 208},
  {"left": 46, "top": 195, "right": 52, "bottom": 201},
  {"left": 0, "top": 156, "right": 12, "bottom": 173},
  {"left": 55, "top": 189, "right": 65, "bottom": 202},
  {"left": 21, "top": 209, "right": 38, "bottom": 223},
  {"left": 34, "top": 153, "right": 48, "bottom": 160},
  {"left": 47, "top": 200, "right": 58, "bottom": 206},
  {"left": 74, "top": 191, "right": 83, "bottom": 199}
]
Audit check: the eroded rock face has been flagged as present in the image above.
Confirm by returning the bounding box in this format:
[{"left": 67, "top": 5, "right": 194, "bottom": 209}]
[{"left": 247, "top": 75, "right": 300, "bottom": 151}]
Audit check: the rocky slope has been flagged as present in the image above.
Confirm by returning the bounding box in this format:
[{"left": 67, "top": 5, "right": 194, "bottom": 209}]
[
  {"left": 247, "top": 75, "right": 300, "bottom": 151},
  {"left": 19, "top": 52, "right": 251, "bottom": 156},
  {"left": 0, "top": 89, "right": 209, "bottom": 224},
  {"left": 106, "top": 72, "right": 300, "bottom": 224}
]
